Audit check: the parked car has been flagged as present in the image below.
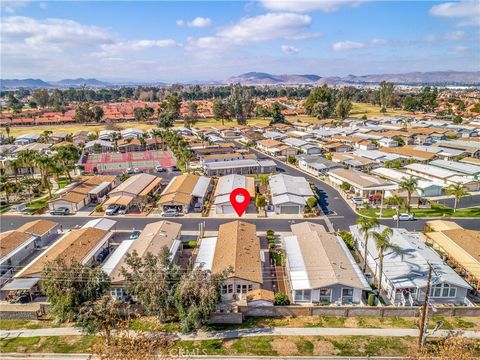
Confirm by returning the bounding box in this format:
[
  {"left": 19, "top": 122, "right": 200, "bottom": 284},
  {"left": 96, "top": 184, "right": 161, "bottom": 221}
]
[
  {"left": 169, "top": 166, "right": 179, "bottom": 172},
  {"left": 133, "top": 168, "right": 142, "bottom": 174},
  {"left": 351, "top": 198, "right": 365, "bottom": 206},
  {"left": 126, "top": 168, "right": 134, "bottom": 174},
  {"left": 161, "top": 208, "right": 181, "bottom": 217},
  {"left": 117, "top": 206, "right": 128, "bottom": 215},
  {"left": 155, "top": 165, "right": 165, "bottom": 172},
  {"left": 105, "top": 204, "right": 120, "bottom": 215},
  {"left": 393, "top": 213, "right": 415, "bottom": 221},
  {"left": 129, "top": 230, "right": 141, "bottom": 240},
  {"left": 50, "top": 207, "right": 70, "bottom": 215}
]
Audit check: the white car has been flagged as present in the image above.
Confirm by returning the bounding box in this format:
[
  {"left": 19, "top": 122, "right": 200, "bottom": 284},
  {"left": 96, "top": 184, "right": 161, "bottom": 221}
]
[
  {"left": 161, "top": 209, "right": 181, "bottom": 217},
  {"left": 393, "top": 213, "right": 415, "bottom": 221},
  {"left": 351, "top": 198, "right": 365, "bottom": 206}
]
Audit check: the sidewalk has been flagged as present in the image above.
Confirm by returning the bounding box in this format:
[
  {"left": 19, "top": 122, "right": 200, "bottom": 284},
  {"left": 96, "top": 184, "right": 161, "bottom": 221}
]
[{"left": 1, "top": 326, "right": 479, "bottom": 340}]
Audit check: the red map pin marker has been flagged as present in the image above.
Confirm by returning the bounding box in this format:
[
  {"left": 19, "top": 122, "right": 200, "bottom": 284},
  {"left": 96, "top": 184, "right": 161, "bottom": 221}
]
[{"left": 229, "top": 187, "right": 251, "bottom": 217}]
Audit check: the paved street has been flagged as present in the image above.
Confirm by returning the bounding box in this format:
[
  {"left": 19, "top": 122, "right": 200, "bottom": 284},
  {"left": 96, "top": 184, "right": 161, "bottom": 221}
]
[{"left": 436, "top": 194, "right": 480, "bottom": 209}]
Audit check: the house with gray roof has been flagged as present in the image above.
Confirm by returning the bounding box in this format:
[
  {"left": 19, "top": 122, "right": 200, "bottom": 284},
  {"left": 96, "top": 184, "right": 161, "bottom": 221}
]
[
  {"left": 269, "top": 174, "right": 314, "bottom": 214},
  {"left": 350, "top": 224, "right": 472, "bottom": 306},
  {"left": 296, "top": 154, "right": 341, "bottom": 176}
]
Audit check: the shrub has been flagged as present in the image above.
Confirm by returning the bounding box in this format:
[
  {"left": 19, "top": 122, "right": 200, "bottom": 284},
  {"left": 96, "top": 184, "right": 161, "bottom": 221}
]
[
  {"left": 266, "top": 229, "right": 274, "bottom": 236},
  {"left": 94, "top": 204, "right": 103, "bottom": 213},
  {"left": 340, "top": 181, "right": 351, "bottom": 191},
  {"left": 306, "top": 197, "right": 317, "bottom": 209},
  {"left": 182, "top": 241, "right": 197, "bottom": 249},
  {"left": 274, "top": 292, "right": 290, "bottom": 306},
  {"left": 266, "top": 234, "right": 275, "bottom": 242},
  {"left": 338, "top": 230, "right": 354, "bottom": 250}
]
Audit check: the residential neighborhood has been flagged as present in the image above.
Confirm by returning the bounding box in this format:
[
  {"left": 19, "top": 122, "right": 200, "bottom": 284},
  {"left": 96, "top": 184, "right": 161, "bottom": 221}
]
[{"left": 1, "top": 0, "right": 480, "bottom": 357}]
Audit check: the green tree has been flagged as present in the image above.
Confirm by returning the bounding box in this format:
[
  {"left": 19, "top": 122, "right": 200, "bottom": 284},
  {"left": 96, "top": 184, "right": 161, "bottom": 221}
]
[
  {"left": 175, "top": 266, "right": 230, "bottom": 333},
  {"left": 337, "top": 230, "right": 354, "bottom": 250},
  {"left": 419, "top": 86, "right": 438, "bottom": 113},
  {"left": 0, "top": 175, "right": 16, "bottom": 205},
  {"left": 287, "top": 155, "right": 297, "bottom": 165},
  {"left": 304, "top": 85, "right": 336, "bottom": 119},
  {"left": 212, "top": 98, "right": 228, "bottom": 125},
  {"left": 76, "top": 295, "right": 123, "bottom": 340},
  {"left": 379, "top": 81, "right": 394, "bottom": 112},
  {"left": 226, "top": 83, "right": 255, "bottom": 125},
  {"left": 445, "top": 183, "right": 469, "bottom": 213},
  {"left": 452, "top": 115, "right": 463, "bottom": 124},
  {"left": 121, "top": 248, "right": 181, "bottom": 321},
  {"left": 398, "top": 176, "right": 418, "bottom": 211},
  {"left": 35, "top": 153, "right": 53, "bottom": 198},
  {"left": 92, "top": 105, "right": 104, "bottom": 123},
  {"left": 32, "top": 89, "right": 50, "bottom": 108},
  {"left": 258, "top": 174, "right": 269, "bottom": 187},
  {"left": 7, "top": 94, "right": 23, "bottom": 113},
  {"left": 356, "top": 217, "right": 379, "bottom": 273},
  {"left": 166, "top": 95, "right": 182, "bottom": 120},
  {"left": 274, "top": 292, "right": 290, "bottom": 306},
  {"left": 270, "top": 102, "right": 285, "bottom": 124},
  {"left": 38, "top": 130, "right": 53, "bottom": 144},
  {"left": 340, "top": 181, "right": 351, "bottom": 192},
  {"left": 17, "top": 150, "right": 37, "bottom": 178},
  {"left": 255, "top": 194, "right": 267, "bottom": 209},
  {"left": 403, "top": 96, "right": 421, "bottom": 113},
  {"left": 387, "top": 195, "right": 406, "bottom": 228},
  {"left": 306, "top": 197, "right": 317, "bottom": 209},
  {"left": 42, "top": 258, "right": 110, "bottom": 322},
  {"left": 335, "top": 98, "right": 352, "bottom": 120},
  {"left": 74, "top": 103, "right": 96, "bottom": 123},
  {"left": 372, "top": 227, "right": 401, "bottom": 295},
  {"left": 184, "top": 102, "right": 198, "bottom": 128}
]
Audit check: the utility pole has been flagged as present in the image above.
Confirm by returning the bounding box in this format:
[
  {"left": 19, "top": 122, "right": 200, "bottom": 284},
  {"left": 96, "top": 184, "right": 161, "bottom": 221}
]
[{"left": 418, "top": 264, "right": 432, "bottom": 349}]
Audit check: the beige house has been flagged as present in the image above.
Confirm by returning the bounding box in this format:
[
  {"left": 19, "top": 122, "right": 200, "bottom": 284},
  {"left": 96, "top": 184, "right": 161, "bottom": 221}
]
[
  {"left": 194, "top": 221, "right": 263, "bottom": 301},
  {"left": 158, "top": 174, "right": 211, "bottom": 213},
  {"left": 104, "top": 173, "right": 161, "bottom": 211},
  {"left": 103, "top": 220, "right": 182, "bottom": 300}
]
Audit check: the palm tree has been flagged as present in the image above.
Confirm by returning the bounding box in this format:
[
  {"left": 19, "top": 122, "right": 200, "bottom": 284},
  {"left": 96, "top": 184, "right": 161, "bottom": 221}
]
[
  {"left": 445, "top": 183, "right": 469, "bottom": 213},
  {"left": 21, "top": 177, "right": 37, "bottom": 204},
  {"left": 181, "top": 150, "right": 192, "bottom": 173},
  {"left": 39, "top": 130, "right": 53, "bottom": 144},
  {"left": 356, "top": 217, "right": 379, "bottom": 273},
  {"left": 109, "top": 132, "right": 120, "bottom": 151},
  {"left": 387, "top": 195, "right": 406, "bottom": 228},
  {"left": 372, "top": 227, "right": 402, "bottom": 296},
  {"left": 150, "top": 129, "right": 161, "bottom": 150},
  {"left": 7, "top": 158, "right": 21, "bottom": 184},
  {"left": 0, "top": 175, "right": 16, "bottom": 204},
  {"left": 399, "top": 176, "right": 418, "bottom": 211},
  {"left": 35, "top": 153, "right": 53, "bottom": 198},
  {"left": 17, "top": 150, "right": 37, "bottom": 178}
]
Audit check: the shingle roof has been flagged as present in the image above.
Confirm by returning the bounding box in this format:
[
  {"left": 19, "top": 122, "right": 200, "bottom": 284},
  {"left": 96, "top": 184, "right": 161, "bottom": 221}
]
[
  {"left": 16, "top": 220, "right": 57, "bottom": 236},
  {"left": 211, "top": 221, "right": 262, "bottom": 284},
  {"left": 0, "top": 231, "right": 33, "bottom": 258}
]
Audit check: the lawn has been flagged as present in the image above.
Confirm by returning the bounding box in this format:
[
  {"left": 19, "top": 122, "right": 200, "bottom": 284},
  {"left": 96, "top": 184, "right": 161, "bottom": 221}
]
[
  {"left": 0, "top": 336, "right": 98, "bottom": 353},
  {"left": 56, "top": 177, "right": 72, "bottom": 189},
  {"left": 350, "top": 102, "right": 405, "bottom": 118},
  {"left": 0, "top": 319, "right": 60, "bottom": 331},
  {"left": 24, "top": 196, "right": 52, "bottom": 215},
  {"left": 358, "top": 206, "right": 480, "bottom": 219}
]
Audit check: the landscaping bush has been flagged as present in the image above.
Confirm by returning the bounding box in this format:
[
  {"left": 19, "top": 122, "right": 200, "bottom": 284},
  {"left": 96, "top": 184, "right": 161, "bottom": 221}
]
[
  {"left": 266, "top": 229, "right": 274, "bottom": 236},
  {"left": 337, "top": 230, "right": 354, "bottom": 250},
  {"left": 274, "top": 292, "right": 290, "bottom": 306},
  {"left": 268, "top": 242, "right": 276, "bottom": 250},
  {"left": 94, "top": 204, "right": 103, "bottom": 213},
  {"left": 182, "top": 241, "right": 197, "bottom": 249},
  {"left": 307, "top": 197, "right": 317, "bottom": 209}
]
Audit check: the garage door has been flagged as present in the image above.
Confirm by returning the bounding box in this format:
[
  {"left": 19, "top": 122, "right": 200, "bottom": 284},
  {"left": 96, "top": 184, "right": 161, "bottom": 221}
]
[
  {"left": 280, "top": 205, "right": 300, "bottom": 214},
  {"left": 221, "top": 205, "right": 235, "bottom": 214}
]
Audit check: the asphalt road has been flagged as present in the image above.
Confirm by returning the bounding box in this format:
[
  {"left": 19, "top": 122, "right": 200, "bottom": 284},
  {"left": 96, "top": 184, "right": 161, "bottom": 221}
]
[{"left": 436, "top": 194, "right": 480, "bottom": 209}]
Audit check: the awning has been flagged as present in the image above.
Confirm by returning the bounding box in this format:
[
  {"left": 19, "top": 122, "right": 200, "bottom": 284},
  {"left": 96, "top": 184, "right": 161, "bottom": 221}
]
[
  {"left": 88, "top": 181, "right": 111, "bottom": 196},
  {"left": 139, "top": 177, "right": 162, "bottom": 197},
  {"left": 1, "top": 277, "right": 40, "bottom": 291},
  {"left": 104, "top": 195, "right": 134, "bottom": 207}
]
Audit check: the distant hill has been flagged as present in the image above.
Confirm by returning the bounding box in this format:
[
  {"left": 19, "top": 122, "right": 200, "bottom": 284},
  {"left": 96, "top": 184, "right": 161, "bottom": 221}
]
[
  {"left": 225, "top": 72, "right": 321, "bottom": 85},
  {"left": 225, "top": 71, "right": 480, "bottom": 86},
  {"left": 50, "top": 78, "right": 112, "bottom": 87},
  {"left": 0, "top": 78, "right": 53, "bottom": 89}
]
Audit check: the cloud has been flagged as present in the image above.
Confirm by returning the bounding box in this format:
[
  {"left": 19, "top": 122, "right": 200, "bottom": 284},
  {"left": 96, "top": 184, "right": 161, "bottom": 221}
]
[
  {"left": 1, "top": 0, "right": 27, "bottom": 14},
  {"left": 333, "top": 38, "right": 386, "bottom": 51},
  {"left": 430, "top": 1, "right": 480, "bottom": 27},
  {"left": 261, "top": 0, "right": 365, "bottom": 13},
  {"left": 186, "top": 12, "right": 317, "bottom": 55},
  {"left": 454, "top": 45, "right": 468, "bottom": 53},
  {"left": 99, "top": 39, "right": 178, "bottom": 54},
  {"left": 281, "top": 44, "right": 300, "bottom": 54},
  {"left": 423, "top": 34, "right": 437, "bottom": 42},
  {"left": 444, "top": 30, "right": 465, "bottom": 40},
  {"left": 177, "top": 17, "right": 212, "bottom": 28}
]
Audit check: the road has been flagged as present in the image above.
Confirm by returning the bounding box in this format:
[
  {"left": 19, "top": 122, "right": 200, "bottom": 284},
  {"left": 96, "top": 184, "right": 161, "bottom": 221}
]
[
  {"left": 1, "top": 146, "right": 479, "bottom": 233},
  {"left": 436, "top": 194, "right": 480, "bottom": 209}
]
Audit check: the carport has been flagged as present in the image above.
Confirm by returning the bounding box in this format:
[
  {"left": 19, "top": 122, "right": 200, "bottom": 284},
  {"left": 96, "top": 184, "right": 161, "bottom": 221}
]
[
  {"left": 1, "top": 277, "right": 41, "bottom": 301},
  {"left": 103, "top": 195, "right": 134, "bottom": 210}
]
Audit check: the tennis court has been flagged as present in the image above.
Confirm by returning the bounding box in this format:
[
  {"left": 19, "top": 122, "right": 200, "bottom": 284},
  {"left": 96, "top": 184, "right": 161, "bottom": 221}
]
[{"left": 82, "top": 150, "right": 176, "bottom": 173}]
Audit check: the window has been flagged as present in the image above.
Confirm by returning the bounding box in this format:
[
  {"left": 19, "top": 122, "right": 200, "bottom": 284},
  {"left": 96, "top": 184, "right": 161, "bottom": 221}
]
[
  {"left": 429, "top": 283, "right": 456, "bottom": 298},
  {"left": 236, "top": 285, "right": 241, "bottom": 294},
  {"left": 221, "top": 285, "right": 227, "bottom": 295},
  {"left": 342, "top": 288, "right": 354, "bottom": 304},
  {"left": 248, "top": 284, "right": 253, "bottom": 292},
  {"left": 294, "top": 289, "right": 312, "bottom": 302},
  {"left": 228, "top": 284, "right": 233, "bottom": 294},
  {"left": 241, "top": 285, "right": 248, "bottom": 294},
  {"left": 319, "top": 288, "right": 332, "bottom": 303}
]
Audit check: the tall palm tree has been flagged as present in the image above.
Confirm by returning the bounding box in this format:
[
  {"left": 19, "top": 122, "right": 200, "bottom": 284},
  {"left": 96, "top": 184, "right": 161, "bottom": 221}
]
[
  {"left": 356, "top": 216, "right": 379, "bottom": 273},
  {"left": 445, "top": 183, "right": 469, "bottom": 213},
  {"left": 39, "top": 130, "right": 53, "bottom": 144},
  {"left": 21, "top": 177, "right": 37, "bottom": 204},
  {"left": 0, "top": 175, "right": 16, "bottom": 204},
  {"left": 181, "top": 150, "right": 192, "bottom": 173},
  {"left": 7, "top": 158, "right": 21, "bottom": 184},
  {"left": 399, "top": 176, "right": 418, "bottom": 211},
  {"left": 17, "top": 150, "right": 37, "bottom": 178},
  {"left": 387, "top": 195, "right": 406, "bottom": 228},
  {"left": 109, "top": 132, "right": 120, "bottom": 151},
  {"left": 35, "top": 153, "right": 53, "bottom": 198},
  {"left": 372, "top": 227, "right": 402, "bottom": 296},
  {"left": 150, "top": 129, "right": 161, "bottom": 150}
]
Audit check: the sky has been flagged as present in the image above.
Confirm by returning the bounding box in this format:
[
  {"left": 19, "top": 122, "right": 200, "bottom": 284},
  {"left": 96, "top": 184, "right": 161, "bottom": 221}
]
[{"left": 1, "top": 0, "right": 479, "bottom": 82}]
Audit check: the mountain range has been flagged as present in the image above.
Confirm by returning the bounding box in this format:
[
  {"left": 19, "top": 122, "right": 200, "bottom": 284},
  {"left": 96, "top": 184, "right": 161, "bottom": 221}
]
[{"left": 1, "top": 71, "right": 479, "bottom": 89}]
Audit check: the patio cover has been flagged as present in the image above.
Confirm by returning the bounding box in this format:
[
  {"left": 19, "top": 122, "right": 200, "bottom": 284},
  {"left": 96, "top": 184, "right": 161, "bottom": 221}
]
[{"left": 1, "top": 277, "right": 40, "bottom": 291}]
